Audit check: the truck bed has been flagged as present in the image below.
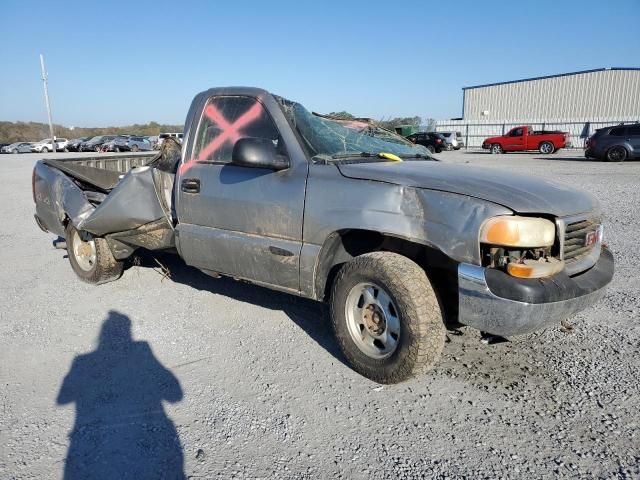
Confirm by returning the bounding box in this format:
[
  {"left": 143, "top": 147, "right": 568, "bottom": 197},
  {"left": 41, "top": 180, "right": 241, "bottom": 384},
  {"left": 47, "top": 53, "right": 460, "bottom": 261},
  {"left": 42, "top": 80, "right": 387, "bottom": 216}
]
[
  {"left": 34, "top": 151, "right": 177, "bottom": 259},
  {"left": 42, "top": 153, "right": 156, "bottom": 192}
]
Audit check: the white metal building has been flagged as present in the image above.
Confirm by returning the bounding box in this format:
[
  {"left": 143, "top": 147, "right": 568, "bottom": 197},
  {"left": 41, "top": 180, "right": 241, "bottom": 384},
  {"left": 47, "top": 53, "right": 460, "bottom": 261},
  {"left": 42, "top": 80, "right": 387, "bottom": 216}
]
[
  {"left": 462, "top": 68, "right": 640, "bottom": 121},
  {"left": 435, "top": 68, "right": 640, "bottom": 147}
]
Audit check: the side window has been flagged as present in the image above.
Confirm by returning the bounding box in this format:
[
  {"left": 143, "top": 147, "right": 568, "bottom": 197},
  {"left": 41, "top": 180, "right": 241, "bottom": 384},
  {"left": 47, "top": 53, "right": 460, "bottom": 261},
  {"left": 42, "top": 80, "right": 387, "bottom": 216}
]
[
  {"left": 192, "top": 96, "right": 281, "bottom": 163},
  {"left": 609, "top": 127, "right": 626, "bottom": 136},
  {"left": 511, "top": 128, "right": 523, "bottom": 137},
  {"left": 626, "top": 125, "right": 640, "bottom": 136}
]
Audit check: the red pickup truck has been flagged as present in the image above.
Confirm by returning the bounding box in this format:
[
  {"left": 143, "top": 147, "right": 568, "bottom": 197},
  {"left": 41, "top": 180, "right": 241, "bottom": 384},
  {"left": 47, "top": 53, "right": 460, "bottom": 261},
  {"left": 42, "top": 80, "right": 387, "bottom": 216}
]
[{"left": 482, "top": 126, "right": 571, "bottom": 154}]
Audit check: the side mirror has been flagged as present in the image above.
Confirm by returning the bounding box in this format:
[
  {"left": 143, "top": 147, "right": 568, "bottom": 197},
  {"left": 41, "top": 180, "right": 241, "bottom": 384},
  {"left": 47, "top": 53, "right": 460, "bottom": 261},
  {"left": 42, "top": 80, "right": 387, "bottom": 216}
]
[{"left": 231, "top": 137, "right": 289, "bottom": 171}]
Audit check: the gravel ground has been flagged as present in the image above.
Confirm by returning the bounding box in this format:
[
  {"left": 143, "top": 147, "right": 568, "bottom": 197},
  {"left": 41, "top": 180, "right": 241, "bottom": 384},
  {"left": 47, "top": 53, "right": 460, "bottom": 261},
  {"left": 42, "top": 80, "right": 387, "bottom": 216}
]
[{"left": 0, "top": 150, "right": 638, "bottom": 479}]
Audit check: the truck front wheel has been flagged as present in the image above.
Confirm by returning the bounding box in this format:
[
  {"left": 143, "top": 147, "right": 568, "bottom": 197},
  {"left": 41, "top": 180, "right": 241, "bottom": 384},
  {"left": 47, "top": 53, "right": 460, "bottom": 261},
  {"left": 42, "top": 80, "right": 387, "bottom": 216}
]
[
  {"left": 66, "top": 225, "right": 123, "bottom": 284},
  {"left": 490, "top": 143, "right": 503, "bottom": 154},
  {"left": 330, "top": 252, "right": 445, "bottom": 384},
  {"left": 539, "top": 141, "right": 555, "bottom": 154}
]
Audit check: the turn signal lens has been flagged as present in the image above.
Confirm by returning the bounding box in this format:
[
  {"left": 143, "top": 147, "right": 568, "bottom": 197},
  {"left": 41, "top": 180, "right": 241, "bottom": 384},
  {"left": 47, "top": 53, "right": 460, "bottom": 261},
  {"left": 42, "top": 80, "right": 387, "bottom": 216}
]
[
  {"left": 480, "top": 216, "right": 555, "bottom": 248},
  {"left": 507, "top": 259, "right": 565, "bottom": 279}
]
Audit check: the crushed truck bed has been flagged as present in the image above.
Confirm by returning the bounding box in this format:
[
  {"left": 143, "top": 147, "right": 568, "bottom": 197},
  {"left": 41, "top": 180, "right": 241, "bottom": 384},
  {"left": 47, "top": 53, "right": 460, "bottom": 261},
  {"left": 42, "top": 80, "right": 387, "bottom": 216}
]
[{"left": 35, "top": 143, "right": 181, "bottom": 259}]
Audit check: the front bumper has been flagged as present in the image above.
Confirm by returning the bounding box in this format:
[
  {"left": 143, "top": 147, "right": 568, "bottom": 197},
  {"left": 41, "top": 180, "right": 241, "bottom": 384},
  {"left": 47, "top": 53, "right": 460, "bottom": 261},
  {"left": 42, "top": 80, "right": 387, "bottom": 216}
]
[{"left": 457, "top": 247, "right": 614, "bottom": 336}]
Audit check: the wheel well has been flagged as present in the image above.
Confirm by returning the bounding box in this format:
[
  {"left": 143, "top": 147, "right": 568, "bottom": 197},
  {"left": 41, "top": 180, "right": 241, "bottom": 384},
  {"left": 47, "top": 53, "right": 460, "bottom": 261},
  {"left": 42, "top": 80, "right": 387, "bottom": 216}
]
[{"left": 315, "top": 229, "right": 459, "bottom": 325}]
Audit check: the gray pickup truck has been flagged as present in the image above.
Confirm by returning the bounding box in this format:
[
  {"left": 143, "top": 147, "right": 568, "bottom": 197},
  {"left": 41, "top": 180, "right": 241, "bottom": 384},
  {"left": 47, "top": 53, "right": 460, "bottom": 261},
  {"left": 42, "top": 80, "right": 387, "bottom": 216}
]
[{"left": 33, "top": 87, "right": 614, "bottom": 383}]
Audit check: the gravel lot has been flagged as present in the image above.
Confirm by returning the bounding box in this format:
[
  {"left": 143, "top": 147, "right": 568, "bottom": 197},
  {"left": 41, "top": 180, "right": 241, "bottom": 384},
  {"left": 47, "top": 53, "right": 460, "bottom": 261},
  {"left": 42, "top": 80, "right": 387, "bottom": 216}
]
[{"left": 0, "top": 150, "right": 638, "bottom": 479}]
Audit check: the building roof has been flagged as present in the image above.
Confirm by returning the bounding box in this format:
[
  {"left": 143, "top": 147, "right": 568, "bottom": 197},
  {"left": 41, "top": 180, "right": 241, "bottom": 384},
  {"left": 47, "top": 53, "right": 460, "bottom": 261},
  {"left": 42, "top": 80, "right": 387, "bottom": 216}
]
[{"left": 462, "top": 67, "right": 640, "bottom": 90}]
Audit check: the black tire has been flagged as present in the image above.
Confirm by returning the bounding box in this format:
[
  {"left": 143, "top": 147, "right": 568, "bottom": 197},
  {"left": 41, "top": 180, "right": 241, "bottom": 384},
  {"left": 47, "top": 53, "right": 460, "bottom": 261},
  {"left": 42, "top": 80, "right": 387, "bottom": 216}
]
[
  {"left": 490, "top": 143, "right": 503, "bottom": 154},
  {"left": 606, "top": 146, "right": 627, "bottom": 162},
  {"left": 539, "top": 141, "right": 555, "bottom": 154},
  {"left": 66, "top": 225, "right": 123, "bottom": 285},
  {"left": 42, "top": 147, "right": 50, "bottom": 153},
  {"left": 131, "top": 144, "right": 139, "bottom": 152},
  {"left": 330, "top": 252, "right": 445, "bottom": 384},
  {"left": 427, "top": 145, "right": 435, "bottom": 154}
]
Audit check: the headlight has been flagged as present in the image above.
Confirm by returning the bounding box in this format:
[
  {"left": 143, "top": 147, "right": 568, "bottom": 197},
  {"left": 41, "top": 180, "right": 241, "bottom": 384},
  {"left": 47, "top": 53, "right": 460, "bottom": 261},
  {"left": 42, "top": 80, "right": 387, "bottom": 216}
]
[{"left": 480, "top": 216, "right": 555, "bottom": 248}]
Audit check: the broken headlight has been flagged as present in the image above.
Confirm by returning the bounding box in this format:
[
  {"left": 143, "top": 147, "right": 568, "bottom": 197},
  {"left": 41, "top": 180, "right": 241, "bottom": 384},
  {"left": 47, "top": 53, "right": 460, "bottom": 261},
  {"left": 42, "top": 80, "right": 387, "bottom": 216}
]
[{"left": 480, "top": 216, "right": 564, "bottom": 279}]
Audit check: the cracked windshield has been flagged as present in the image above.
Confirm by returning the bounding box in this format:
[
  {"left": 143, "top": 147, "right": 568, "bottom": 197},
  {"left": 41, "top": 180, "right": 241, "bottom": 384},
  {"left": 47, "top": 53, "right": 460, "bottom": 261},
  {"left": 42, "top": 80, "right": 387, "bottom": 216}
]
[{"left": 277, "top": 97, "right": 430, "bottom": 162}]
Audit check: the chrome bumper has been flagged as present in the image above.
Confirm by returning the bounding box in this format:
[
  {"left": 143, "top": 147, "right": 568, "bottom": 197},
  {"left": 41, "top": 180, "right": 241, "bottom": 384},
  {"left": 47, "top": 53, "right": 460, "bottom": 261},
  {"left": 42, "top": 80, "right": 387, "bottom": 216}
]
[{"left": 457, "top": 247, "right": 614, "bottom": 336}]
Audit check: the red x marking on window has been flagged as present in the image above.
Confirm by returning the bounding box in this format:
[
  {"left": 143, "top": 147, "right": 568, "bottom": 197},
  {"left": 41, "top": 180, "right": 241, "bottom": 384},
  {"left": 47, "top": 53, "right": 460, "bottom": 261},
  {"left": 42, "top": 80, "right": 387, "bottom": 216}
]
[
  {"left": 198, "top": 101, "right": 263, "bottom": 161},
  {"left": 179, "top": 100, "right": 263, "bottom": 175}
]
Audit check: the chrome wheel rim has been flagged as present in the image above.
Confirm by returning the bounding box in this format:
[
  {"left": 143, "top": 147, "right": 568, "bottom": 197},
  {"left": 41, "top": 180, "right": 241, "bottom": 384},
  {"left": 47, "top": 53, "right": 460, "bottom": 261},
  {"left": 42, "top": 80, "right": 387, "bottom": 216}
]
[
  {"left": 491, "top": 144, "right": 501, "bottom": 154},
  {"left": 540, "top": 143, "right": 552, "bottom": 153},
  {"left": 345, "top": 282, "right": 400, "bottom": 359},
  {"left": 71, "top": 230, "right": 97, "bottom": 272}
]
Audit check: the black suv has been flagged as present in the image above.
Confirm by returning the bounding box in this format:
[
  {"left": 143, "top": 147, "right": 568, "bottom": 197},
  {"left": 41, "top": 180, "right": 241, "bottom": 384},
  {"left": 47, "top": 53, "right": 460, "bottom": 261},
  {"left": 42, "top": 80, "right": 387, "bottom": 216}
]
[
  {"left": 406, "top": 132, "right": 447, "bottom": 153},
  {"left": 585, "top": 123, "right": 640, "bottom": 161}
]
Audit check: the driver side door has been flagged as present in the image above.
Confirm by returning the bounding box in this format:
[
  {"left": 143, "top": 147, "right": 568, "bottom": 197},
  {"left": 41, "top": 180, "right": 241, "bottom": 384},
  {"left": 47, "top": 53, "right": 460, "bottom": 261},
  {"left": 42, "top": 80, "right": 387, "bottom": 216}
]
[
  {"left": 175, "top": 95, "right": 308, "bottom": 292},
  {"left": 505, "top": 127, "right": 525, "bottom": 151}
]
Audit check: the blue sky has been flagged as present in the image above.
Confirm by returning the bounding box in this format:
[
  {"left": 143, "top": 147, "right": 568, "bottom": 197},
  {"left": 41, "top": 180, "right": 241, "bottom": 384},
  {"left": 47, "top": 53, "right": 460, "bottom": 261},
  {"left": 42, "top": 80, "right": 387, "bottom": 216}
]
[{"left": 1, "top": 0, "right": 638, "bottom": 126}]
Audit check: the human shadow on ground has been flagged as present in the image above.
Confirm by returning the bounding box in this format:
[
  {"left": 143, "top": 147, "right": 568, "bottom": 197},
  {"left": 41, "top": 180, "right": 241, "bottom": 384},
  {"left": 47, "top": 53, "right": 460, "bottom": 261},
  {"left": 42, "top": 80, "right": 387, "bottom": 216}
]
[
  {"left": 132, "top": 251, "right": 347, "bottom": 367},
  {"left": 57, "top": 310, "right": 185, "bottom": 480}
]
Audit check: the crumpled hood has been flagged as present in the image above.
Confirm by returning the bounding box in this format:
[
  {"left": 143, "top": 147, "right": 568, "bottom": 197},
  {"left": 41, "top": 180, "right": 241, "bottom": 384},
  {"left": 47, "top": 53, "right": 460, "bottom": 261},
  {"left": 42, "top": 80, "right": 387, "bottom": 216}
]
[{"left": 337, "top": 161, "right": 599, "bottom": 217}]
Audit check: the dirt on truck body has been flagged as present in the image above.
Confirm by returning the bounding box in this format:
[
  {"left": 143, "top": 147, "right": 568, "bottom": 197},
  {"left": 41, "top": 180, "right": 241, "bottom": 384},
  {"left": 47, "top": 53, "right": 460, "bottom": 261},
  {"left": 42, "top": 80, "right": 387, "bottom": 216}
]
[{"left": 33, "top": 87, "right": 614, "bottom": 383}]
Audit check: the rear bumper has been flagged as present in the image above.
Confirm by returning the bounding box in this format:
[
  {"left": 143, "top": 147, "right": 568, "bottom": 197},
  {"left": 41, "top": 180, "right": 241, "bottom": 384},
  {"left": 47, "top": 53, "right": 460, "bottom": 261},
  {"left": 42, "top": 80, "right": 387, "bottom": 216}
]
[{"left": 457, "top": 247, "right": 614, "bottom": 336}]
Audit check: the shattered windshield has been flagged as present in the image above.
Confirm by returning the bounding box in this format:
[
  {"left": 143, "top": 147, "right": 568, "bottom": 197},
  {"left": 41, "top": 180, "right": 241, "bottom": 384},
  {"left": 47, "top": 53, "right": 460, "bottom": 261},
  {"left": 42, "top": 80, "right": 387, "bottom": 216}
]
[{"left": 276, "top": 96, "right": 430, "bottom": 162}]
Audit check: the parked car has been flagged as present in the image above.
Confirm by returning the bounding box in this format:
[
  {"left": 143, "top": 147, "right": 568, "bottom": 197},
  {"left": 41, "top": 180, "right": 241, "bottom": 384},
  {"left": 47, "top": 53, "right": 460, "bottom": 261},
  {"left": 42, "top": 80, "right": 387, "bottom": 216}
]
[
  {"left": 79, "top": 135, "right": 117, "bottom": 152},
  {"left": 156, "top": 132, "right": 183, "bottom": 149},
  {"left": 33, "top": 87, "right": 613, "bottom": 384},
  {"left": 2, "top": 142, "right": 33, "bottom": 154},
  {"left": 66, "top": 137, "right": 92, "bottom": 152},
  {"left": 31, "top": 138, "right": 69, "bottom": 153},
  {"left": 0, "top": 143, "right": 10, "bottom": 152},
  {"left": 103, "top": 135, "right": 153, "bottom": 152},
  {"left": 482, "top": 126, "right": 570, "bottom": 154},
  {"left": 438, "top": 131, "right": 464, "bottom": 150},
  {"left": 585, "top": 123, "right": 640, "bottom": 162},
  {"left": 406, "top": 132, "right": 447, "bottom": 153}
]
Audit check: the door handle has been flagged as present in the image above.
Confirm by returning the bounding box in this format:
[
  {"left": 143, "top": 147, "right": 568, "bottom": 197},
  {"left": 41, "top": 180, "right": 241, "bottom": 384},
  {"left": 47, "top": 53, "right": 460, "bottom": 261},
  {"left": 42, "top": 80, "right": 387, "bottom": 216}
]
[{"left": 181, "top": 178, "right": 200, "bottom": 193}]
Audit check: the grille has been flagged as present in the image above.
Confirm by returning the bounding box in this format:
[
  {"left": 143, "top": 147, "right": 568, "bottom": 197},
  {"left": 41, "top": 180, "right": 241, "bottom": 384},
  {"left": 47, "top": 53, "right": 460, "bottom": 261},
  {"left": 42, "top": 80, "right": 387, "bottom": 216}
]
[{"left": 563, "top": 219, "right": 598, "bottom": 261}]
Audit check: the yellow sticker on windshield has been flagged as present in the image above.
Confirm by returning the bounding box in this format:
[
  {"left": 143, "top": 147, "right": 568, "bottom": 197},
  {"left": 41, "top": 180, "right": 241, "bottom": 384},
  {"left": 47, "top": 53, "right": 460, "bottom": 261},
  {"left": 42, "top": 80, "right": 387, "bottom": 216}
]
[{"left": 378, "top": 152, "right": 402, "bottom": 162}]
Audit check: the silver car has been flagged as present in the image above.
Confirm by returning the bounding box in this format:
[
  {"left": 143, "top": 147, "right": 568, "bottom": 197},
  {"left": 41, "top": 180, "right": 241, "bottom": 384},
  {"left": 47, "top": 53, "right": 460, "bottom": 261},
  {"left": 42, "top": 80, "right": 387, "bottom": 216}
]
[
  {"left": 2, "top": 142, "right": 33, "bottom": 154},
  {"left": 102, "top": 135, "right": 153, "bottom": 152},
  {"left": 438, "top": 131, "right": 465, "bottom": 150}
]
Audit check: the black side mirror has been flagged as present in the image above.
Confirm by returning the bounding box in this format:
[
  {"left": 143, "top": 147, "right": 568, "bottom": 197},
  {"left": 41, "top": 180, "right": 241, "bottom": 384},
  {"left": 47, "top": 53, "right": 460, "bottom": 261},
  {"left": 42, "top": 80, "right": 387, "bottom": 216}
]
[{"left": 231, "top": 137, "right": 289, "bottom": 171}]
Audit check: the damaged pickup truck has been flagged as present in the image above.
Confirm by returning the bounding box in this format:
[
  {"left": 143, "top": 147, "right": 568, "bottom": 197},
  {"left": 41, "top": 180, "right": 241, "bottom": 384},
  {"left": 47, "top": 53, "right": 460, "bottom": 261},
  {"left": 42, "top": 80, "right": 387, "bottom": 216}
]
[{"left": 33, "top": 87, "right": 614, "bottom": 383}]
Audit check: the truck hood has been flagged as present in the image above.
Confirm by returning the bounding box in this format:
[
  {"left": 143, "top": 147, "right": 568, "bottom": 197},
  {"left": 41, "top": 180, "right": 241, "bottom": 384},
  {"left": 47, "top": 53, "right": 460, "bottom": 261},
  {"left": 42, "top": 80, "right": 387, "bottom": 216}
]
[
  {"left": 483, "top": 135, "right": 504, "bottom": 144},
  {"left": 336, "top": 161, "right": 598, "bottom": 217}
]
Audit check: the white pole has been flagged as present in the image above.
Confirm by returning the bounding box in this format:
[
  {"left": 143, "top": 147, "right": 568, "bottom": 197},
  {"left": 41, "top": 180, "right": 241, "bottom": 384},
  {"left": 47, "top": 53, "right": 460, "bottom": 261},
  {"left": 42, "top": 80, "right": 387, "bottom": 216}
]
[{"left": 40, "top": 54, "right": 56, "bottom": 150}]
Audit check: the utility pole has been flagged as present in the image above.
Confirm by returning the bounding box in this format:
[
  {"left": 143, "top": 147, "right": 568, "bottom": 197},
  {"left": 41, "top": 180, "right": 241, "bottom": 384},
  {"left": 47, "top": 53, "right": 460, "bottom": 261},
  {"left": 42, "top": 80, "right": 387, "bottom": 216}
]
[{"left": 39, "top": 54, "right": 56, "bottom": 149}]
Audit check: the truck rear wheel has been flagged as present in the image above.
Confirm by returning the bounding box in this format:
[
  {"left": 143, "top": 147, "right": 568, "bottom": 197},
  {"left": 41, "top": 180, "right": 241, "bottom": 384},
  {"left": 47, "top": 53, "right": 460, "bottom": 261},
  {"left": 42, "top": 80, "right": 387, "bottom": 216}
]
[
  {"left": 330, "top": 252, "right": 445, "bottom": 384},
  {"left": 66, "top": 225, "right": 123, "bottom": 285},
  {"left": 490, "top": 143, "right": 503, "bottom": 154},
  {"left": 539, "top": 141, "right": 555, "bottom": 154}
]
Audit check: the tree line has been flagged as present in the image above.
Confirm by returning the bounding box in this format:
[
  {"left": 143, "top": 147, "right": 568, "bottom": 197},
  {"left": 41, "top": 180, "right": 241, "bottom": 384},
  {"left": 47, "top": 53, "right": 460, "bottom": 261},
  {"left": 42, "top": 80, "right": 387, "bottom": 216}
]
[
  {"left": 0, "top": 121, "right": 184, "bottom": 144},
  {"left": 1, "top": 112, "right": 428, "bottom": 144}
]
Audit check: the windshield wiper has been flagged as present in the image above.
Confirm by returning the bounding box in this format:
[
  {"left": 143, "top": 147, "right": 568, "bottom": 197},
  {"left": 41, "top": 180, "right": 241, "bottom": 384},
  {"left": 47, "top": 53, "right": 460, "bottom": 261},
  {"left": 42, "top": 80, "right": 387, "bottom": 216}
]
[
  {"left": 398, "top": 153, "right": 438, "bottom": 161},
  {"left": 330, "top": 152, "right": 377, "bottom": 159}
]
